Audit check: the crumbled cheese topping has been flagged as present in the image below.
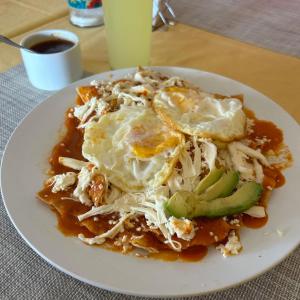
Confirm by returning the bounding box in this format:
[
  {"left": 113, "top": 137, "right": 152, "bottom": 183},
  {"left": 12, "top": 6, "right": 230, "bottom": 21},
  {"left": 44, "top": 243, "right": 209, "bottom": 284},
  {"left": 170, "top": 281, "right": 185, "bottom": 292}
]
[
  {"left": 161, "top": 76, "right": 188, "bottom": 88},
  {"left": 229, "top": 218, "right": 240, "bottom": 226},
  {"left": 255, "top": 136, "right": 271, "bottom": 146},
  {"left": 216, "top": 230, "right": 242, "bottom": 257},
  {"left": 266, "top": 145, "right": 292, "bottom": 169},
  {"left": 77, "top": 187, "right": 183, "bottom": 252},
  {"left": 49, "top": 172, "right": 77, "bottom": 193},
  {"left": 58, "top": 68, "right": 292, "bottom": 256},
  {"left": 246, "top": 118, "right": 255, "bottom": 134},
  {"left": 72, "top": 70, "right": 201, "bottom": 136},
  {"left": 129, "top": 84, "right": 154, "bottom": 97},
  {"left": 166, "top": 216, "right": 196, "bottom": 241}
]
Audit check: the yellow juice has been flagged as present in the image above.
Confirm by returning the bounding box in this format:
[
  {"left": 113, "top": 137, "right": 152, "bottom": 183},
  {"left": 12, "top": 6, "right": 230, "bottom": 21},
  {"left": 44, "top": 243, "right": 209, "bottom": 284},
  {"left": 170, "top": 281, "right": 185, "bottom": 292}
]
[{"left": 103, "top": 0, "right": 153, "bottom": 69}]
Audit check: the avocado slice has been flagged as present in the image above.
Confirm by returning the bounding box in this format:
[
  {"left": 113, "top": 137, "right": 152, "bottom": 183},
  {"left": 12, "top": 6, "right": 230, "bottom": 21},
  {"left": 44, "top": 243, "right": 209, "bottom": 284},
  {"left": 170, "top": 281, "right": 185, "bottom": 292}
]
[
  {"left": 165, "top": 182, "right": 263, "bottom": 219},
  {"left": 194, "top": 168, "right": 224, "bottom": 195},
  {"left": 164, "top": 190, "right": 195, "bottom": 218},
  {"left": 198, "top": 171, "right": 239, "bottom": 201}
]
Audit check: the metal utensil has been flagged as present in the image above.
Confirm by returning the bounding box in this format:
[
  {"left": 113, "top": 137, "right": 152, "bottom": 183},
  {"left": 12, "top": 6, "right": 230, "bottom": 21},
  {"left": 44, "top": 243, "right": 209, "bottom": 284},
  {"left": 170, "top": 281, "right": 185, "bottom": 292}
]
[
  {"left": 0, "top": 35, "right": 35, "bottom": 53},
  {"left": 164, "top": 1, "right": 176, "bottom": 19},
  {"left": 153, "top": 0, "right": 176, "bottom": 31}
]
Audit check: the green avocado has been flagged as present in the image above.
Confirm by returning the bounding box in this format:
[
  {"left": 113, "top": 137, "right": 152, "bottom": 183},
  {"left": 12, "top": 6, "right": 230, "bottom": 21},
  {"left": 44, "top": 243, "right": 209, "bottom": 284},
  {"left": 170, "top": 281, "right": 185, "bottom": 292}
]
[
  {"left": 194, "top": 168, "right": 224, "bottom": 195},
  {"left": 165, "top": 182, "right": 263, "bottom": 219},
  {"left": 198, "top": 171, "right": 239, "bottom": 201}
]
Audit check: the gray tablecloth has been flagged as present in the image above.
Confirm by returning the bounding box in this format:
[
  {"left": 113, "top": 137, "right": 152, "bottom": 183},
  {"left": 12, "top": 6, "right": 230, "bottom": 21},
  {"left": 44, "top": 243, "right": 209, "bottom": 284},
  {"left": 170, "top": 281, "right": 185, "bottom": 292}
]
[{"left": 0, "top": 65, "right": 299, "bottom": 300}]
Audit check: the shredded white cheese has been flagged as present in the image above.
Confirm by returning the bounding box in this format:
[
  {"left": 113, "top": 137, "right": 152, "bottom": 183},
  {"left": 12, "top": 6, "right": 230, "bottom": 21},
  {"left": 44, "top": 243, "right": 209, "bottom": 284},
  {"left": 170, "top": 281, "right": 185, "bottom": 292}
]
[
  {"left": 166, "top": 138, "right": 216, "bottom": 193},
  {"left": 78, "top": 213, "right": 133, "bottom": 245},
  {"left": 65, "top": 68, "right": 291, "bottom": 256},
  {"left": 74, "top": 97, "right": 98, "bottom": 125},
  {"left": 73, "top": 166, "right": 100, "bottom": 206},
  {"left": 230, "top": 142, "right": 270, "bottom": 166},
  {"left": 59, "top": 157, "right": 89, "bottom": 170},
  {"left": 199, "top": 138, "right": 217, "bottom": 171},
  {"left": 228, "top": 141, "right": 269, "bottom": 183},
  {"left": 77, "top": 186, "right": 183, "bottom": 251},
  {"left": 244, "top": 206, "right": 266, "bottom": 218},
  {"left": 253, "top": 158, "right": 264, "bottom": 183}
]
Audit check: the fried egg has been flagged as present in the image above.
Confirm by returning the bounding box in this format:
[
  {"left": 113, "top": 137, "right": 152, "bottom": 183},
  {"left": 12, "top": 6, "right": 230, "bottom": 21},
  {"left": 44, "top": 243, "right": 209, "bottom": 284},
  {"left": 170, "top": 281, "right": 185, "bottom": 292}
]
[
  {"left": 82, "top": 106, "right": 184, "bottom": 192},
  {"left": 153, "top": 87, "right": 246, "bottom": 141}
]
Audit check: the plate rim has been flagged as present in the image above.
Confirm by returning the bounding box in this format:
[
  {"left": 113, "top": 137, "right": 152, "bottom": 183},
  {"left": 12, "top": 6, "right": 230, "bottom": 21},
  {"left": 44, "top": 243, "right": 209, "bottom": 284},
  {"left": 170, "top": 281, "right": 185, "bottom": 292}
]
[{"left": 1, "top": 66, "right": 300, "bottom": 297}]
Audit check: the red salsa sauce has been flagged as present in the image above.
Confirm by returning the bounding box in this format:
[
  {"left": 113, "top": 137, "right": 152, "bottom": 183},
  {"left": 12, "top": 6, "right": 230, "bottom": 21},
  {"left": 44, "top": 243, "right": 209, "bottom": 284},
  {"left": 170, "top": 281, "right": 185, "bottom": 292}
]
[{"left": 37, "top": 104, "right": 290, "bottom": 262}]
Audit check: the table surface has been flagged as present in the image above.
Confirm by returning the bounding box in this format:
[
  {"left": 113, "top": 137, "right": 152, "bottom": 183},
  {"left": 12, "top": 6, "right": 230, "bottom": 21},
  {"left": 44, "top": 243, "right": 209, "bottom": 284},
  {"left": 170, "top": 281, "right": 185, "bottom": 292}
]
[
  {"left": 0, "top": 1, "right": 300, "bottom": 299},
  {"left": 172, "top": 0, "right": 300, "bottom": 57}
]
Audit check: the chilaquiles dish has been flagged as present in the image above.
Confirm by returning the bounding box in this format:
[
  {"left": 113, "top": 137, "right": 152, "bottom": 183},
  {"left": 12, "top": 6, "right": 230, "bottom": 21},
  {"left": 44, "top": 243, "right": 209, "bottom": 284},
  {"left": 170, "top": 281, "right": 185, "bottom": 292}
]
[{"left": 38, "top": 68, "right": 292, "bottom": 261}]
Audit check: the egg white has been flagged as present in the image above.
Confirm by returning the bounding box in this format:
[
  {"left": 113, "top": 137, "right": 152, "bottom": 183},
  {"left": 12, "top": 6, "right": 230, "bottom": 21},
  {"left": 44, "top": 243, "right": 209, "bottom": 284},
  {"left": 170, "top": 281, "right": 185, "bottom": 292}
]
[
  {"left": 82, "top": 106, "right": 184, "bottom": 192},
  {"left": 153, "top": 87, "right": 246, "bottom": 141}
]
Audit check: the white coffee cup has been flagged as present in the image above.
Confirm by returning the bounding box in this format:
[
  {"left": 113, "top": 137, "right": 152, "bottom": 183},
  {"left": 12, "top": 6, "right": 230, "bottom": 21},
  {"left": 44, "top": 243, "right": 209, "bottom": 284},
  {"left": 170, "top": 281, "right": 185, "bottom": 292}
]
[{"left": 20, "top": 30, "right": 82, "bottom": 91}]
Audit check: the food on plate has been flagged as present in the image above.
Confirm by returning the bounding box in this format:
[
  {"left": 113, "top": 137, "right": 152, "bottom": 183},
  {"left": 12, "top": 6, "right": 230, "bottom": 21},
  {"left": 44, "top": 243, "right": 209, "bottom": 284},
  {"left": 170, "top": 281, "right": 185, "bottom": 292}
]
[
  {"left": 38, "top": 68, "right": 292, "bottom": 261},
  {"left": 153, "top": 86, "right": 246, "bottom": 141},
  {"left": 82, "top": 106, "right": 184, "bottom": 192},
  {"left": 165, "top": 180, "right": 263, "bottom": 218}
]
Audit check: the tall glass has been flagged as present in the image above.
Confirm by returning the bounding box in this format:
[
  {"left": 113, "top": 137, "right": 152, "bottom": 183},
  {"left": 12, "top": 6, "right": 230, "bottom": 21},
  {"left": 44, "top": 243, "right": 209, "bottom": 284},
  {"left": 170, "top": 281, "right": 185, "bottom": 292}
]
[{"left": 103, "top": 0, "right": 153, "bottom": 69}]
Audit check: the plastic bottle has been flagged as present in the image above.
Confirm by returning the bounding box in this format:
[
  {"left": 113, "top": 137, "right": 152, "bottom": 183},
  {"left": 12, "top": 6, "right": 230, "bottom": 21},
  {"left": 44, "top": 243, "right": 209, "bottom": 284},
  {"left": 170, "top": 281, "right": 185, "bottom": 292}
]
[{"left": 68, "top": 0, "right": 104, "bottom": 27}]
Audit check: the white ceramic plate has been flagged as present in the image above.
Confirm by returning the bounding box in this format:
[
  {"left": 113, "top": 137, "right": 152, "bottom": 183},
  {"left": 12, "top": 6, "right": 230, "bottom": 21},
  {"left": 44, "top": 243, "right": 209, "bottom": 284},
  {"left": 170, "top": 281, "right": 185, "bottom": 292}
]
[{"left": 1, "top": 67, "right": 300, "bottom": 297}]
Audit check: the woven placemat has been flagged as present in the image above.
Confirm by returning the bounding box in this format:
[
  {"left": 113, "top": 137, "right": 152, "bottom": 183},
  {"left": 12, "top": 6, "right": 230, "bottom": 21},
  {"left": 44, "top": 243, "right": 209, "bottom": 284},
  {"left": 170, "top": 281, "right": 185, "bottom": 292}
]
[{"left": 0, "top": 65, "right": 299, "bottom": 300}]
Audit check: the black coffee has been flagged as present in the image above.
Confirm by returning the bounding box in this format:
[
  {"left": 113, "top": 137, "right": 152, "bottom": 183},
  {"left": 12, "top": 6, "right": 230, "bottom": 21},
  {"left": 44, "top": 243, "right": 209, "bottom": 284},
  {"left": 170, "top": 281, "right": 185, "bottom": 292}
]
[{"left": 30, "top": 39, "right": 74, "bottom": 54}]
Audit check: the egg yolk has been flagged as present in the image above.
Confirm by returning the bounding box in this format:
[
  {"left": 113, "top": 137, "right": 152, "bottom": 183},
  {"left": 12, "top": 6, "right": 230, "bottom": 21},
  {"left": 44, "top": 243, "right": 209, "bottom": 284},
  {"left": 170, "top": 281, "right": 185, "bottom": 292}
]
[
  {"left": 164, "top": 87, "right": 199, "bottom": 113},
  {"left": 129, "top": 125, "right": 180, "bottom": 158}
]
